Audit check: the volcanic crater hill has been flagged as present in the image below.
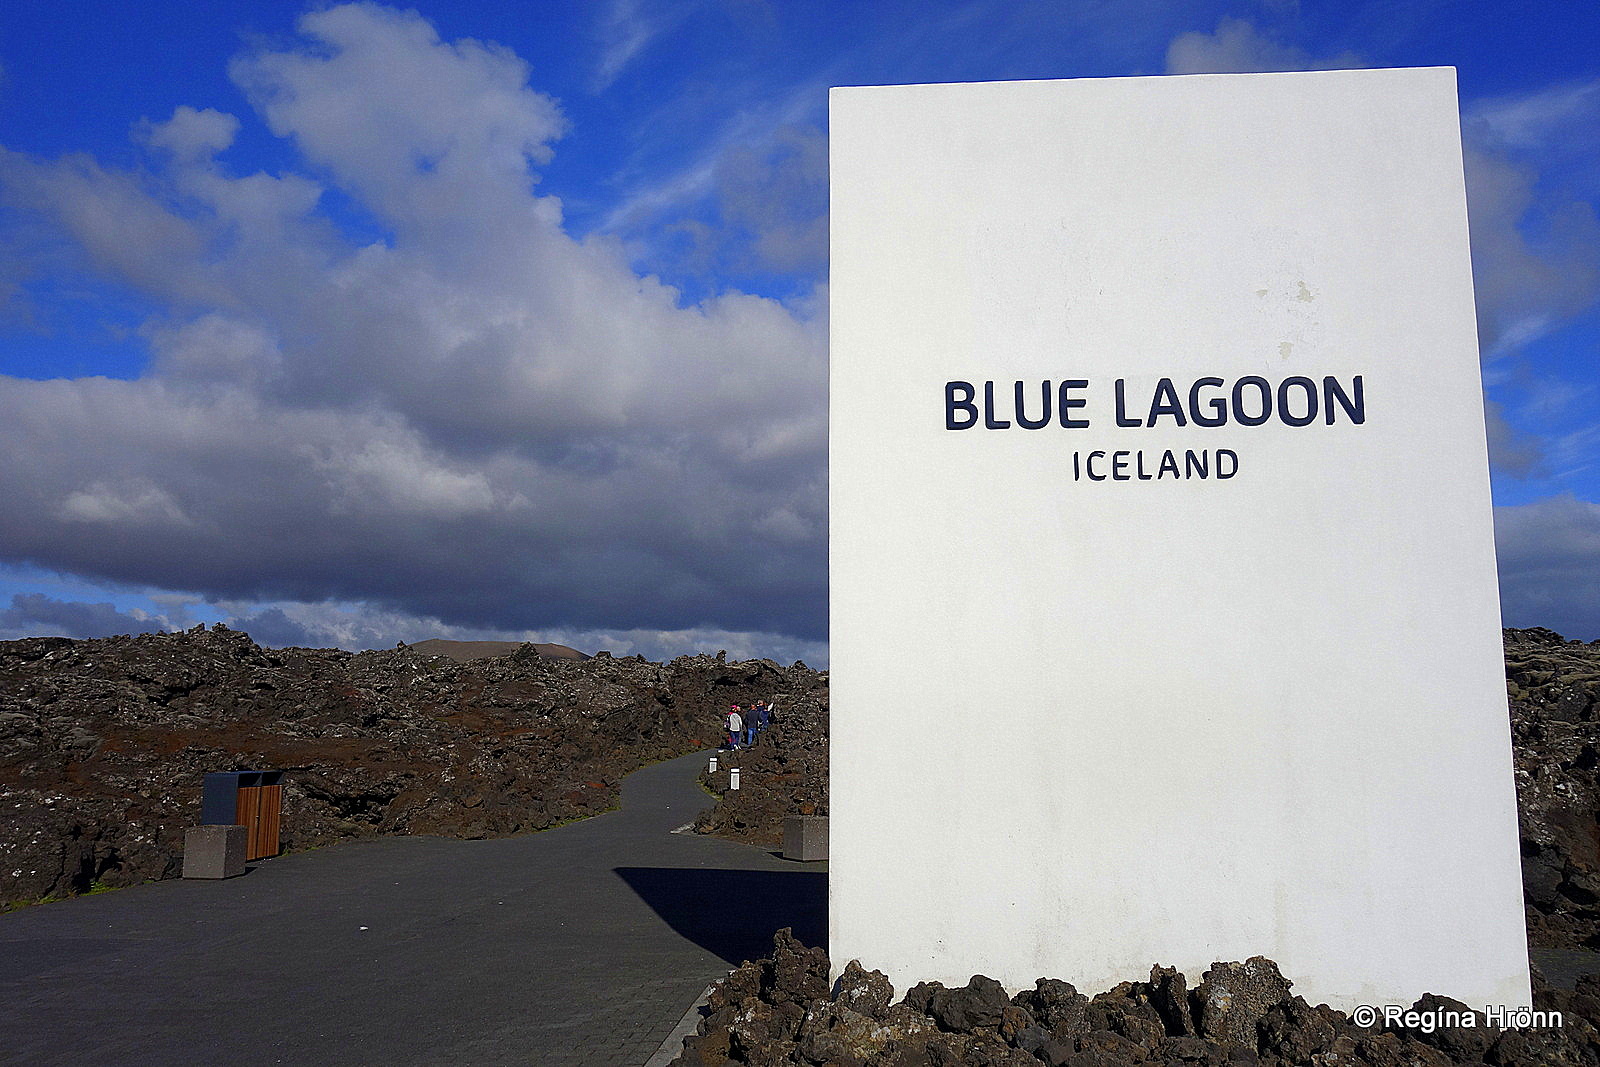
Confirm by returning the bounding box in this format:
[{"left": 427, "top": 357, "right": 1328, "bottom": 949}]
[
  {"left": 0, "top": 624, "right": 823, "bottom": 907},
  {"left": 406, "top": 638, "right": 589, "bottom": 662}
]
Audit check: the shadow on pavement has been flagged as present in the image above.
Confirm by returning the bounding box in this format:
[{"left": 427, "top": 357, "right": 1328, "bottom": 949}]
[
  {"left": 1532, "top": 946, "right": 1600, "bottom": 991},
  {"left": 615, "top": 866, "right": 826, "bottom": 965}
]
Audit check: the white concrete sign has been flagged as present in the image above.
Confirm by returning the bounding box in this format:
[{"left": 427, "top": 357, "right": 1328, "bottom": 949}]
[{"left": 829, "top": 68, "right": 1530, "bottom": 1012}]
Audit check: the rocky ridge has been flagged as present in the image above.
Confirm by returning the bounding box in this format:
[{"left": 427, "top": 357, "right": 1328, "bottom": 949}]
[{"left": 0, "top": 624, "right": 823, "bottom": 906}]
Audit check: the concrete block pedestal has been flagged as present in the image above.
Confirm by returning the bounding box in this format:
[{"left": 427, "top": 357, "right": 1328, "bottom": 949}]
[
  {"left": 783, "top": 816, "right": 828, "bottom": 862},
  {"left": 183, "top": 825, "right": 247, "bottom": 879}
]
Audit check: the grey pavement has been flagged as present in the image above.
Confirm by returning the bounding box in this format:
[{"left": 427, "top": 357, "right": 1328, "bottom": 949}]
[
  {"left": 1531, "top": 945, "right": 1600, "bottom": 992},
  {"left": 0, "top": 751, "right": 826, "bottom": 1067}
]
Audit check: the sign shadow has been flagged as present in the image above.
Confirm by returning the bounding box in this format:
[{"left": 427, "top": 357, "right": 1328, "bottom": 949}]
[{"left": 613, "top": 866, "right": 826, "bottom": 965}]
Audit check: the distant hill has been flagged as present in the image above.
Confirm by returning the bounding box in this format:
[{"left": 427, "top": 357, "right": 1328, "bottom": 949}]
[{"left": 407, "top": 638, "right": 589, "bottom": 662}]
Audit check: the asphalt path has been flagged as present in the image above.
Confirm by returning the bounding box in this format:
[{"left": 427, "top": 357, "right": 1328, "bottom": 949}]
[
  {"left": 6, "top": 751, "right": 1582, "bottom": 1066},
  {"left": 0, "top": 751, "right": 826, "bottom": 1067}
]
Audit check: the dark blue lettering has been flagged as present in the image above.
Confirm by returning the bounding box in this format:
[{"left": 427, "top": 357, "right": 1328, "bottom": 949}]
[
  {"left": 946, "top": 381, "right": 977, "bottom": 430},
  {"left": 1216, "top": 449, "right": 1239, "bottom": 478},
  {"left": 1185, "top": 449, "right": 1209, "bottom": 478},
  {"left": 1114, "top": 379, "right": 1141, "bottom": 427},
  {"left": 1158, "top": 450, "right": 1180, "bottom": 478},
  {"left": 1086, "top": 450, "right": 1107, "bottom": 481},
  {"left": 1146, "top": 378, "right": 1188, "bottom": 426},
  {"left": 983, "top": 381, "right": 1010, "bottom": 429},
  {"left": 1112, "top": 451, "right": 1131, "bottom": 480},
  {"left": 1059, "top": 379, "right": 1089, "bottom": 428},
  {"left": 1324, "top": 375, "right": 1365, "bottom": 424},
  {"left": 1232, "top": 376, "right": 1272, "bottom": 426},
  {"left": 1189, "top": 377, "right": 1227, "bottom": 427},
  {"left": 1015, "top": 380, "right": 1052, "bottom": 429},
  {"left": 1278, "top": 376, "right": 1318, "bottom": 427}
]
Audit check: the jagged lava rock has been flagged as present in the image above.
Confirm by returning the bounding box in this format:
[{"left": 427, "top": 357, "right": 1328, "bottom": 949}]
[
  {"left": 694, "top": 671, "right": 828, "bottom": 847},
  {"left": 671, "top": 933, "right": 1600, "bottom": 1066},
  {"left": 1506, "top": 627, "right": 1600, "bottom": 952},
  {"left": 0, "top": 625, "right": 824, "bottom": 905}
]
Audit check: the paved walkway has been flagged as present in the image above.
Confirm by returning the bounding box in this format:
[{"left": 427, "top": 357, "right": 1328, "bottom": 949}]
[
  {"left": 0, "top": 751, "right": 826, "bottom": 1067},
  {"left": 1531, "top": 945, "right": 1600, "bottom": 992}
]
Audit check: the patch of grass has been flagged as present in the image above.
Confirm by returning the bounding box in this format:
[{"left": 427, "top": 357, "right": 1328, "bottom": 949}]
[
  {"left": 3, "top": 876, "right": 158, "bottom": 913},
  {"left": 0, "top": 895, "right": 53, "bottom": 914},
  {"left": 541, "top": 797, "right": 622, "bottom": 831}
]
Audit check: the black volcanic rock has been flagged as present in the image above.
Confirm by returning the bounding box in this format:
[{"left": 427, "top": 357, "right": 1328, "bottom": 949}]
[
  {"left": 0, "top": 625, "right": 825, "bottom": 906},
  {"left": 930, "top": 975, "right": 1010, "bottom": 1032},
  {"left": 1192, "top": 957, "right": 1291, "bottom": 1047},
  {"left": 1014, "top": 979, "right": 1090, "bottom": 1046},
  {"left": 1505, "top": 627, "right": 1600, "bottom": 951},
  {"left": 669, "top": 933, "right": 1600, "bottom": 1067},
  {"left": 835, "top": 959, "right": 896, "bottom": 1020}
]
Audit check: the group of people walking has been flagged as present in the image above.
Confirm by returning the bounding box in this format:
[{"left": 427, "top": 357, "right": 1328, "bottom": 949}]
[{"left": 724, "top": 700, "right": 773, "bottom": 749}]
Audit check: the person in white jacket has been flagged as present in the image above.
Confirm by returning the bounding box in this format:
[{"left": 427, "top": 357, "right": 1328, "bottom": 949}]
[{"left": 725, "top": 706, "right": 744, "bottom": 749}]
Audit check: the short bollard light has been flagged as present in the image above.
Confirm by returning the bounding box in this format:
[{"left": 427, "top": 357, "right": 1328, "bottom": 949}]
[
  {"left": 708, "top": 755, "right": 718, "bottom": 772},
  {"left": 730, "top": 767, "right": 741, "bottom": 790}
]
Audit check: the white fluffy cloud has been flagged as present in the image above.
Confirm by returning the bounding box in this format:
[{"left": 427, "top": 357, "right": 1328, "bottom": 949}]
[
  {"left": 219, "top": 597, "right": 828, "bottom": 665},
  {"left": 7, "top": 6, "right": 1597, "bottom": 653},
  {"left": 0, "top": 586, "right": 828, "bottom": 665},
  {"left": 0, "top": 5, "right": 826, "bottom": 647},
  {"left": 1463, "top": 84, "right": 1600, "bottom": 357},
  {"left": 591, "top": 0, "right": 686, "bottom": 92},
  {"left": 1469, "top": 76, "right": 1600, "bottom": 178},
  {"left": 1164, "top": 17, "right": 1362, "bottom": 75}
]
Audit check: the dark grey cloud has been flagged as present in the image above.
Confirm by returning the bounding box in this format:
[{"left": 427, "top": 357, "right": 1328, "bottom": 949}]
[
  {"left": 1496, "top": 496, "right": 1600, "bottom": 640},
  {"left": 223, "top": 606, "right": 322, "bottom": 649},
  {"left": 0, "top": 593, "right": 168, "bottom": 641},
  {"left": 0, "top": 6, "right": 826, "bottom": 645},
  {"left": 1483, "top": 399, "right": 1544, "bottom": 479}
]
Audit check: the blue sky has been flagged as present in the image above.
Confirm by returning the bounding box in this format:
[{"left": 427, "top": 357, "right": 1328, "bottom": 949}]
[{"left": 0, "top": 0, "right": 1597, "bottom": 660}]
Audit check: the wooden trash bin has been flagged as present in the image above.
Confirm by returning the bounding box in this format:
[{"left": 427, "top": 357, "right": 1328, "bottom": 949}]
[{"left": 201, "top": 770, "right": 284, "bottom": 861}]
